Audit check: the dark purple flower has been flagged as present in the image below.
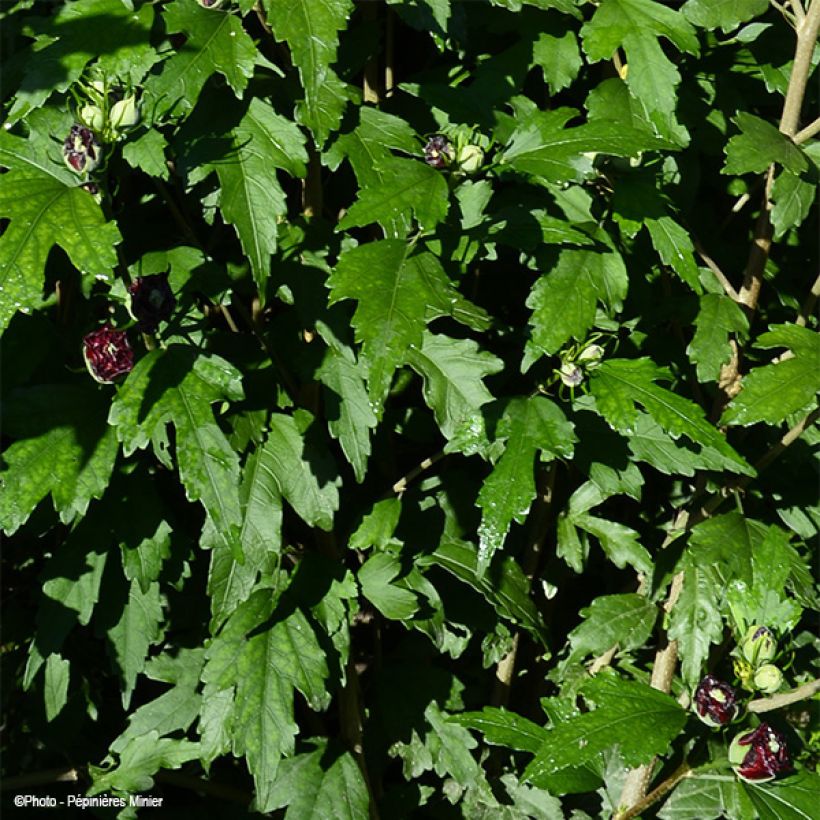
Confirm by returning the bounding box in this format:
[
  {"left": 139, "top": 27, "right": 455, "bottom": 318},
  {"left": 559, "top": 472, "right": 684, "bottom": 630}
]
[
  {"left": 128, "top": 274, "right": 175, "bottom": 333},
  {"left": 729, "top": 723, "right": 791, "bottom": 783},
  {"left": 693, "top": 675, "right": 739, "bottom": 727},
  {"left": 63, "top": 124, "right": 101, "bottom": 175},
  {"left": 83, "top": 325, "right": 134, "bottom": 383},
  {"left": 424, "top": 135, "right": 454, "bottom": 168}
]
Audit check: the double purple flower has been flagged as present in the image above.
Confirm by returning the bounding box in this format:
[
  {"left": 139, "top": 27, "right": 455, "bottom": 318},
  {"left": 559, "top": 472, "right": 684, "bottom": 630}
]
[{"left": 82, "top": 325, "right": 134, "bottom": 383}]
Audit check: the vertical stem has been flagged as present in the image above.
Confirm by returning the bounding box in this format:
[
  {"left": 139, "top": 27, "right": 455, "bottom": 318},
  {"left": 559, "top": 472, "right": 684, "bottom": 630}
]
[
  {"left": 302, "top": 144, "right": 323, "bottom": 219},
  {"left": 362, "top": 2, "right": 381, "bottom": 104},
  {"left": 385, "top": 7, "right": 395, "bottom": 97}
]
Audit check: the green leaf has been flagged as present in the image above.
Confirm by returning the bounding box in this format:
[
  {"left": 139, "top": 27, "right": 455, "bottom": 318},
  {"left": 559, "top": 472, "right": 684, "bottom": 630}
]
[
  {"left": 408, "top": 331, "right": 503, "bottom": 455},
  {"left": 145, "top": 0, "right": 257, "bottom": 119},
  {"left": 525, "top": 246, "right": 627, "bottom": 364},
  {"left": 111, "top": 650, "right": 204, "bottom": 754},
  {"left": 580, "top": 0, "right": 698, "bottom": 138},
  {"left": 574, "top": 514, "right": 652, "bottom": 574},
  {"left": 208, "top": 441, "right": 284, "bottom": 627},
  {"left": 106, "top": 579, "right": 164, "bottom": 709},
  {"left": 201, "top": 98, "right": 308, "bottom": 296},
  {"left": 121, "top": 129, "right": 170, "bottom": 180},
  {"left": 349, "top": 498, "right": 401, "bottom": 550},
  {"left": 502, "top": 109, "right": 668, "bottom": 183},
  {"left": 316, "top": 344, "right": 377, "bottom": 483},
  {"left": 262, "top": 740, "right": 370, "bottom": 818},
  {"left": 44, "top": 653, "right": 70, "bottom": 722},
  {"left": 338, "top": 157, "right": 450, "bottom": 236},
  {"left": 326, "top": 107, "right": 420, "bottom": 188},
  {"left": 260, "top": 412, "right": 340, "bottom": 531},
  {"left": 688, "top": 293, "right": 749, "bottom": 382},
  {"left": 450, "top": 708, "right": 549, "bottom": 754},
  {"left": 477, "top": 397, "right": 576, "bottom": 573},
  {"left": 658, "top": 769, "right": 752, "bottom": 819},
  {"left": 359, "top": 552, "right": 418, "bottom": 620},
  {"left": 425, "top": 540, "right": 546, "bottom": 640},
  {"left": 328, "top": 240, "right": 487, "bottom": 411},
  {"left": 682, "top": 0, "right": 769, "bottom": 32},
  {"left": 7, "top": 0, "right": 158, "bottom": 121},
  {"left": 626, "top": 412, "right": 754, "bottom": 477},
  {"left": 89, "top": 733, "right": 200, "bottom": 795},
  {"left": 667, "top": 550, "right": 724, "bottom": 687},
  {"left": 771, "top": 167, "right": 818, "bottom": 239},
  {"left": 721, "top": 324, "right": 820, "bottom": 426},
  {"left": 121, "top": 520, "right": 172, "bottom": 596},
  {"left": 264, "top": 0, "right": 353, "bottom": 144},
  {"left": 645, "top": 216, "right": 702, "bottom": 293},
  {"left": 743, "top": 769, "right": 820, "bottom": 820},
  {"left": 566, "top": 594, "right": 658, "bottom": 665},
  {"left": 202, "top": 589, "right": 330, "bottom": 808},
  {"left": 0, "top": 130, "right": 122, "bottom": 331},
  {"left": 109, "top": 347, "right": 245, "bottom": 560},
  {"left": 41, "top": 534, "right": 108, "bottom": 627},
  {"left": 523, "top": 674, "right": 687, "bottom": 786},
  {"left": 589, "top": 358, "right": 749, "bottom": 470},
  {"left": 268, "top": 608, "right": 332, "bottom": 712},
  {"left": 533, "top": 30, "right": 583, "bottom": 94},
  {"left": 0, "top": 385, "right": 119, "bottom": 533},
  {"left": 723, "top": 113, "right": 808, "bottom": 176}
]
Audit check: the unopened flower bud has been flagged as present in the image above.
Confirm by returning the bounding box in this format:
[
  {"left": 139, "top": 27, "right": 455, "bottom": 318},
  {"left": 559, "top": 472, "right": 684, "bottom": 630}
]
[
  {"left": 63, "top": 124, "right": 102, "bottom": 175},
  {"left": 753, "top": 664, "right": 783, "bottom": 694},
  {"left": 559, "top": 363, "right": 584, "bottom": 387},
  {"left": 741, "top": 625, "right": 777, "bottom": 667},
  {"left": 693, "top": 675, "right": 739, "bottom": 727},
  {"left": 79, "top": 104, "right": 105, "bottom": 131},
  {"left": 424, "top": 135, "right": 454, "bottom": 169},
  {"left": 577, "top": 344, "right": 604, "bottom": 368},
  {"left": 109, "top": 95, "right": 140, "bottom": 130},
  {"left": 82, "top": 325, "right": 134, "bottom": 383},
  {"left": 128, "top": 274, "right": 175, "bottom": 333},
  {"left": 728, "top": 723, "right": 791, "bottom": 783},
  {"left": 457, "top": 143, "right": 484, "bottom": 174}
]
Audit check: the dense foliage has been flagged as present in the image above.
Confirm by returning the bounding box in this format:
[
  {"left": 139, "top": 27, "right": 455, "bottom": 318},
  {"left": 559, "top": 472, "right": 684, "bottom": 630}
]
[{"left": 1, "top": 0, "right": 819, "bottom": 817}]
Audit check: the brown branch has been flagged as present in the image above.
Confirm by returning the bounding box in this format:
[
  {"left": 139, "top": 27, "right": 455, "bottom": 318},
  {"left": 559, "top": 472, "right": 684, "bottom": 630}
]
[
  {"left": 252, "top": 0, "right": 272, "bottom": 36},
  {"left": 692, "top": 237, "right": 740, "bottom": 301},
  {"left": 391, "top": 451, "right": 445, "bottom": 496},
  {"left": 616, "top": 762, "right": 693, "bottom": 820},
  {"left": 780, "top": 0, "right": 820, "bottom": 138},
  {"left": 791, "top": 0, "right": 808, "bottom": 24},
  {"left": 748, "top": 677, "right": 820, "bottom": 712},
  {"left": 794, "top": 114, "right": 820, "bottom": 143},
  {"left": 796, "top": 271, "right": 820, "bottom": 326}
]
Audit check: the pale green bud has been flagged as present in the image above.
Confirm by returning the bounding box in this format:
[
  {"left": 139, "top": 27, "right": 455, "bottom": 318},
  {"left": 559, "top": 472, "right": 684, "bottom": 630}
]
[
  {"left": 79, "top": 104, "right": 105, "bottom": 132},
  {"left": 577, "top": 344, "right": 604, "bottom": 368},
  {"left": 457, "top": 144, "right": 484, "bottom": 174},
  {"left": 109, "top": 95, "right": 140, "bottom": 130},
  {"left": 753, "top": 663, "right": 783, "bottom": 694},
  {"left": 741, "top": 625, "right": 777, "bottom": 667}
]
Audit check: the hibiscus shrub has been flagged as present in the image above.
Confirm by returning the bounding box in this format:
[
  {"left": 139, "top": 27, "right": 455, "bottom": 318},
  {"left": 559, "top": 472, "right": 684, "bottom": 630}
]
[{"left": 1, "top": 0, "right": 819, "bottom": 817}]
